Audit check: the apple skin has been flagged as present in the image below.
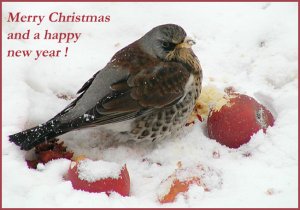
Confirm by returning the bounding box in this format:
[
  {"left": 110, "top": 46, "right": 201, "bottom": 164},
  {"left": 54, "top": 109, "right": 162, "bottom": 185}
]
[
  {"left": 207, "top": 94, "right": 275, "bottom": 148},
  {"left": 67, "top": 159, "right": 130, "bottom": 196}
]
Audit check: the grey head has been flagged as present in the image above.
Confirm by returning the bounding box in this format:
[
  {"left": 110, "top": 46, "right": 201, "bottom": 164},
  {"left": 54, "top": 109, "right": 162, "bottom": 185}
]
[{"left": 138, "top": 24, "right": 187, "bottom": 60}]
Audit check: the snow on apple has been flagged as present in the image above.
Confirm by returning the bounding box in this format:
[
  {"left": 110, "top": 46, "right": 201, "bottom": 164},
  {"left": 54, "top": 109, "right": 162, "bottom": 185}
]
[{"left": 67, "top": 157, "right": 130, "bottom": 196}]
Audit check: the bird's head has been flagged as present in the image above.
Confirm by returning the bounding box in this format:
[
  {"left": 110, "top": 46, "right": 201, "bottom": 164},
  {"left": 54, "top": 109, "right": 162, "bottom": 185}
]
[{"left": 138, "top": 24, "right": 196, "bottom": 61}]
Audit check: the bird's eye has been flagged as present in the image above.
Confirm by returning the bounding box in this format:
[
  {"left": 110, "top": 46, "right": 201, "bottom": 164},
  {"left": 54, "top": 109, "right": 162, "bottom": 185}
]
[{"left": 161, "top": 41, "right": 176, "bottom": 51}]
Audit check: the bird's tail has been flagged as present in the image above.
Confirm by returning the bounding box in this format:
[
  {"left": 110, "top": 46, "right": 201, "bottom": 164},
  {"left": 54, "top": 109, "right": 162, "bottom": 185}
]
[{"left": 8, "top": 120, "right": 69, "bottom": 151}]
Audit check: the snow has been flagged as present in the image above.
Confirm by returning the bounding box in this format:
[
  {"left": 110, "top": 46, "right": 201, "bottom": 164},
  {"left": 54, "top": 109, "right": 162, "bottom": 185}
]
[
  {"left": 2, "top": 2, "right": 298, "bottom": 208},
  {"left": 76, "top": 159, "right": 123, "bottom": 182}
]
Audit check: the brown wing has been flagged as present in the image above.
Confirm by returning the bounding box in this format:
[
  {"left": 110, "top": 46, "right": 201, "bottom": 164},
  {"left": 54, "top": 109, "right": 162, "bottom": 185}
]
[
  {"left": 129, "top": 62, "right": 190, "bottom": 108},
  {"left": 80, "top": 62, "right": 190, "bottom": 126}
]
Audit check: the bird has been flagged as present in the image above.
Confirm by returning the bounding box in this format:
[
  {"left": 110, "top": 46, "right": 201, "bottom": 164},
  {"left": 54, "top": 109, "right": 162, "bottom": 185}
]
[{"left": 9, "top": 24, "right": 203, "bottom": 151}]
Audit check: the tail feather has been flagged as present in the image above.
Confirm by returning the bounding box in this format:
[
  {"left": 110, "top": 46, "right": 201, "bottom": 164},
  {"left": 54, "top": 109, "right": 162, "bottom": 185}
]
[{"left": 8, "top": 120, "right": 68, "bottom": 151}]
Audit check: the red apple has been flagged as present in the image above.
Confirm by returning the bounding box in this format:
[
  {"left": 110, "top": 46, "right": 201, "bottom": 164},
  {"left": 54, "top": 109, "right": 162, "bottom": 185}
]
[
  {"left": 26, "top": 139, "right": 73, "bottom": 169},
  {"left": 207, "top": 93, "right": 275, "bottom": 148},
  {"left": 67, "top": 158, "right": 130, "bottom": 196}
]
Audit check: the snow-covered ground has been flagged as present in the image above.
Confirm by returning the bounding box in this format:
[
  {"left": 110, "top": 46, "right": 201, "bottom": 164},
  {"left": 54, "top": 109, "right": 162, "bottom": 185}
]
[{"left": 2, "top": 2, "right": 298, "bottom": 208}]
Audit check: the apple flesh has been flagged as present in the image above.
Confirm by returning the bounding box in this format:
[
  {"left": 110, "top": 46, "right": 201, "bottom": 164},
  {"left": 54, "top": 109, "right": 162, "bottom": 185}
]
[
  {"left": 158, "top": 176, "right": 202, "bottom": 204},
  {"left": 158, "top": 163, "right": 222, "bottom": 203},
  {"left": 67, "top": 158, "right": 130, "bottom": 196},
  {"left": 207, "top": 94, "right": 275, "bottom": 148}
]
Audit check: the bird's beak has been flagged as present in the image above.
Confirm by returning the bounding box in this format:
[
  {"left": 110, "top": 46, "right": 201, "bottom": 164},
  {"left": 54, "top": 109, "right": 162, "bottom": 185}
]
[{"left": 176, "top": 37, "right": 196, "bottom": 49}]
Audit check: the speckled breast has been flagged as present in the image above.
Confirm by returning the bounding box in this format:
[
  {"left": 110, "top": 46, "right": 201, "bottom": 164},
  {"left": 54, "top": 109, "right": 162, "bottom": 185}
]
[{"left": 128, "top": 82, "right": 199, "bottom": 142}]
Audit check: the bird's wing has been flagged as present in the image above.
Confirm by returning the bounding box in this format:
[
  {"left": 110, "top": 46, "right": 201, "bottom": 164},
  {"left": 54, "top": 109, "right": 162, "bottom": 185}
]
[
  {"left": 74, "top": 61, "right": 190, "bottom": 126},
  {"left": 77, "top": 71, "right": 99, "bottom": 94},
  {"left": 53, "top": 65, "right": 129, "bottom": 120},
  {"left": 52, "top": 71, "right": 100, "bottom": 118}
]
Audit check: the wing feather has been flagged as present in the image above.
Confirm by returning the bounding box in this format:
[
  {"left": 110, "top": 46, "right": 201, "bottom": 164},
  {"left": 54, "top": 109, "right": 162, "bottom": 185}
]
[
  {"left": 71, "top": 62, "right": 190, "bottom": 127},
  {"left": 54, "top": 39, "right": 190, "bottom": 130}
]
